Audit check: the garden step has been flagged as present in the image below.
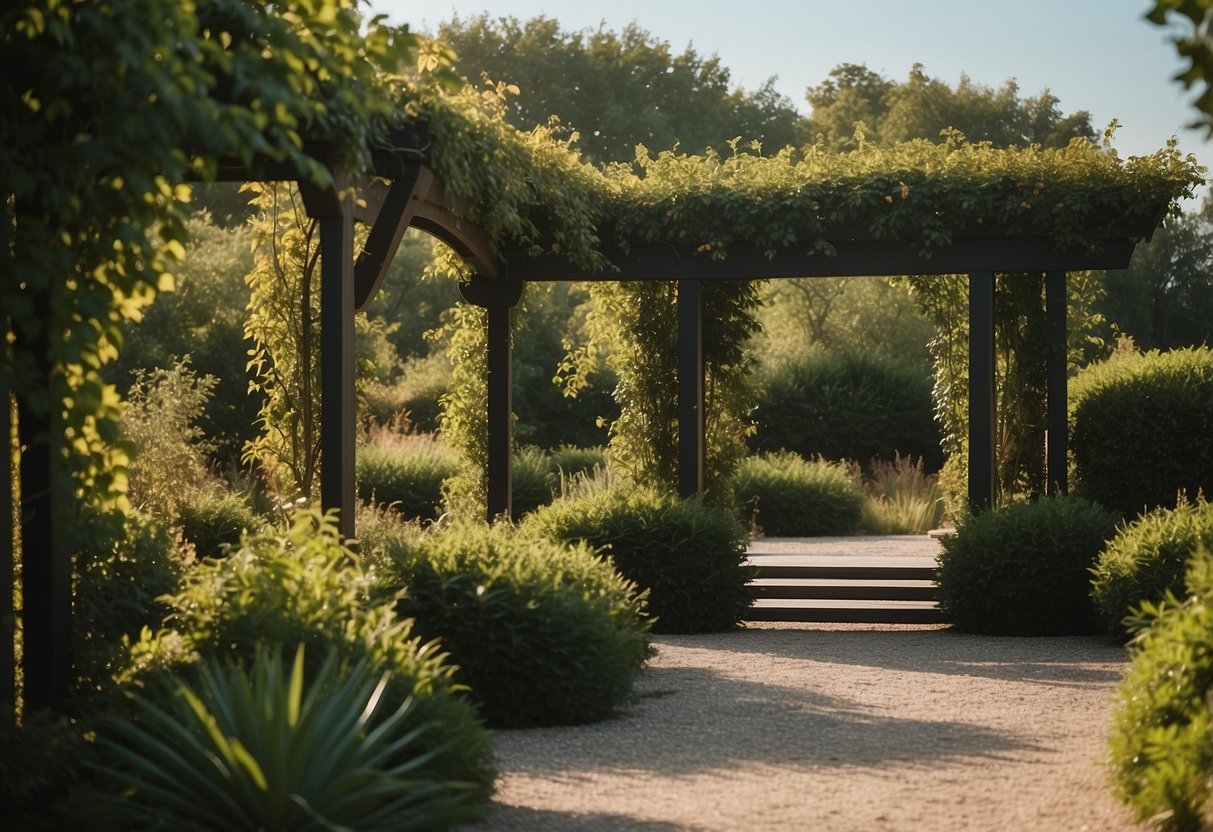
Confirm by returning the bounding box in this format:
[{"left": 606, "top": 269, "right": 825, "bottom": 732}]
[
  {"left": 747, "top": 555, "right": 938, "bottom": 582},
  {"left": 744, "top": 550, "right": 944, "bottom": 624},
  {"left": 747, "top": 599, "right": 946, "bottom": 624},
  {"left": 751, "top": 577, "right": 937, "bottom": 601}
]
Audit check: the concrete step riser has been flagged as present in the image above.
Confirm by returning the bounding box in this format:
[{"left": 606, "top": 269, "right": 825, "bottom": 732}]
[{"left": 753, "top": 583, "right": 937, "bottom": 602}]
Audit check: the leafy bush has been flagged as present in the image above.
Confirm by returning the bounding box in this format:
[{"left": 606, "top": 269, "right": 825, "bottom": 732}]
[
  {"left": 357, "top": 431, "right": 462, "bottom": 521},
  {"left": 1110, "top": 548, "right": 1213, "bottom": 831},
  {"left": 751, "top": 349, "right": 943, "bottom": 472},
  {"left": 378, "top": 523, "right": 651, "bottom": 728},
  {"left": 512, "top": 446, "right": 610, "bottom": 518},
  {"left": 510, "top": 446, "right": 556, "bottom": 518},
  {"left": 860, "top": 453, "right": 946, "bottom": 534},
  {"left": 74, "top": 509, "right": 187, "bottom": 701},
  {"left": 1071, "top": 346, "right": 1213, "bottom": 516},
  {"left": 177, "top": 484, "right": 262, "bottom": 557},
  {"left": 526, "top": 486, "right": 754, "bottom": 633},
  {"left": 0, "top": 710, "right": 110, "bottom": 832},
  {"left": 102, "top": 646, "right": 461, "bottom": 832},
  {"left": 937, "top": 496, "right": 1119, "bottom": 635},
  {"left": 119, "top": 359, "right": 216, "bottom": 525},
  {"left": 1091, "top": 500, "right": 1213, "bottom": 640},
  {"left": 731, "top": 452, "right": 865, "bottom": 536},
  {"left": 123, "top": 509, "right": 494, "bottom": 816}
]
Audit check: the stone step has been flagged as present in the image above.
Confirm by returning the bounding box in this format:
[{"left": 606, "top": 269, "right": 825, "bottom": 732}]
[
  {"left": 747, "top": 555, "right": 938, "bottom": 582},
  {"left": 748, "top": 598, "right": 946, "bottom": 625},
  {"left": 752, "top": 577, "right": 937, "bottom": 601}
]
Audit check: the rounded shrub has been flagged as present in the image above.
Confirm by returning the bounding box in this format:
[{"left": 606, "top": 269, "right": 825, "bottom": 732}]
[
  {"left": 525, "top": 486, "right": 754, "bottom": 633},
  {"left": 380, "top": 523, "right": 651, "bottom": 729},
  {"left": 937, "top": 496, "right": 1120, "bottom": 635},
  {"left": 547, "top": 445, "right": 607, "bottom": 481},
  {"left": 731, "top": 452, "right": 865, "bottom": 536},
  {"left": 751, "top": 349, "right": 943, "bottom": 472},
  {"left": 1110, "top": 549, "right": 1213, "bottom": 831},
  {"left": 510, "top": 446, "right": 556, "bottom": 518},
  {"left": 1071, "top": 346, "right": 1213, "bottom": 517},
  {"left": 1092, "top": 500, "right": 1213, "bottom": 640},
  {"left": 176, "top": 484, "right": 261, "bottom": 557},
  {"left": 123, "top": 509, "right": 494, "bottom": 821},
  {"left": 356, "top": 433, "right": 461, "bottom": 521}
]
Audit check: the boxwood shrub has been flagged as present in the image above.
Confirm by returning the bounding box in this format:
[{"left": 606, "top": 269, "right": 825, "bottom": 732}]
[
  {"left": 937, "top": 496, "right": 1119, "bottom": 635},
  {"left": 1110, "top": 548, "right": 1213, "bottom": 831},
  {"left": 731, "top": 452, "right": 865, "bottom": 536},
  {"left": 1091, "top": 500, "right": 1213, "bottom": 640},
  {"left": 750, "top": 349, "right": 943, "bottom": 472},
  {"left": 122, "top": 509, "right": 494, "bottom": 820},
  {"left": 379, "top": 523, "right": 651, "bottom": 729},
  {"left": 1071, "top": 346, "right": 1213, "bottom": 517},
  {"left": 356, "top": 433, "right": 461, "bottom": 521},
  {"left": 525, "top": 486, "right": 755, "bottom": 633}
]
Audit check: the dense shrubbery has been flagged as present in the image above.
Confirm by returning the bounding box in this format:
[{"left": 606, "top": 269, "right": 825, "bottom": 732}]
[
  {"left": 356, "top": 431, "right": 462, "bottom": 521},
  {"left": 122, "top": 509, "right": 494, "bottom": 818},
  {"left": 176, "top": 484, "right": 262, "bottom": 558},
  {"left": 73, "top": 510, "right": 188, "bottom": 701},
  {"left": 731, "top": 452, "right": 865, "bottom": 536},
  {"left": 375, "top": 522, "right": 651, "bottom": 728},
  {"left": 526, "top": 485, "right": 754, "bottom": 633},
  {"left": 1071, "top": 346, "right": 1213, "bottom": 516},
  {"left": 937, "top": 496, "right": 1119, "bottom": 635},
  {"left": 750, "top": 350, "right": 943, "bottom": 472},
  {"left": 1110, "top": 548, "right": 1213, "bottom": 831},
  {"left": 1091, "top": 500, "right": 1213, "bottom": 640}
]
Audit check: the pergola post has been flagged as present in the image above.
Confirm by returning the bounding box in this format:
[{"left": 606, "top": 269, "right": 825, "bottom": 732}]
[
  {"left": 678, "top": 279, "right": 705, "bottom": 499},
  {"left": 458, "top": 278, "right": 523, "bottom": 522},
  {"left": 485, "top": 295, "right": 513, "bottom": 521},
  {"left": 1045, "top": 270, "right": 1069, "bottom": 496},
  {"left": 16, "top": 285, "right": 71, "bottom": 711},
  {"left": 302, "top": 180, "right": 357, "bottom": 541},
  {"left": 968, "top": 271, "right": 996, "bottom": 512}
]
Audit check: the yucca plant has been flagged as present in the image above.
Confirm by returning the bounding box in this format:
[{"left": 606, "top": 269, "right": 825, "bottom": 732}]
[{"left": 102, "top": 645, "right": 460, "bottom": 831}]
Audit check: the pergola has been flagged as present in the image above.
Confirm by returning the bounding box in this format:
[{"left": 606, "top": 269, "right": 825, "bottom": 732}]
[{"left": 14, "top": 123, "right": 1162, "bottom": 711}]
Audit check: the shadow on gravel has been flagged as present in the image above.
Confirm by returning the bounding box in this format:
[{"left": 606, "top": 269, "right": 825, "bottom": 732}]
[
  {"left": 698, "top": 627, "right": 1127, "bottom": 687},
  {"left": 491, "top": 663, "right": 1037, "bottom": 778},
  {"left": 472, "top": 806, "right": 692, "bottom": 831}
]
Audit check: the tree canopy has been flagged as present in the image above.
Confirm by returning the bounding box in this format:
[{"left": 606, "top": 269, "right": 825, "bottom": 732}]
[
  {"left": 437, "top": 14, "right": 808, "bottom": 164},
  {"left": 805, "top": 62, "right": 1095, "bottom": 150}
]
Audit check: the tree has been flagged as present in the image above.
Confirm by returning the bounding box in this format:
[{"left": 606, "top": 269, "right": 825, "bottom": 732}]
[
  {"left": 437, "top": 14, "right": 808, "bottom": 164},
  {"left": 1097, "top": 200, "right": 1213, "bottom": 350},
  {"left": 1147, "top": 0, "right": 1213, "bottom": 133},
  {"left": 805, "top": 62, "right": 1095, "bottom": 149}
]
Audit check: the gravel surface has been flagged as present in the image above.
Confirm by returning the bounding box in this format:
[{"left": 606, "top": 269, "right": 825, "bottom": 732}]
[{"left": 464, "top": 623, "right": 1144, "bottom": 832}]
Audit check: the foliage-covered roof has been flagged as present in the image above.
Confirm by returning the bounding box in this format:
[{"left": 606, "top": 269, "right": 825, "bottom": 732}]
[{"left": 419, "top": 83, "right": 1204, "bottom": 273}]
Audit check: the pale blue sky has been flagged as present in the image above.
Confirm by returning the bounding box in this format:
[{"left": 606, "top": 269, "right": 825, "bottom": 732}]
[{"left": 371, "top": 0, "right": 1207, "bottom": 175}]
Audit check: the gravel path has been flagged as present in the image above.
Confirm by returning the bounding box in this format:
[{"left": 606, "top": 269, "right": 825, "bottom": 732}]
[{"left": 465, "top": 623, "right": 1143, "bottom": 832}]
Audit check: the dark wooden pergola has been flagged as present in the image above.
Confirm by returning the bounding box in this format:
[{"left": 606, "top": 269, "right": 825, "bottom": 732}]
[{"left": 13, "top": 128, "right": 1157, "bottom": 711}]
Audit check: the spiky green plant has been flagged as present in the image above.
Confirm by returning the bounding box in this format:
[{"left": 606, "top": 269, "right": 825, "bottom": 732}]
[{"left": 102, "top": 645, "right": 460, "bottom": 832}]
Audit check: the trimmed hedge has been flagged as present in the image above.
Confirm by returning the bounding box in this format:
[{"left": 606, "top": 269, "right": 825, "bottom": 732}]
[
  {"left": 1091, "top": 500, "right": 1213, "bottom": 640},
  {"left": 751, "top": 349, "right": 943, "bottom": 472},
  {"left": 1110, "top": 548, "right": 1213, "bottom": 831},
  {"left": 937, "top": 496, "right": 1119, "bottom": 635},
  {"left": 1071, "top": 346, "right": 1213, "bottom": 517},
  {"left": 526, "top": 486, "right": 754, "bottom": 633},
  {"left": 356, "top": 433, "right": 462, "bottom": 521},
  {"left": 381, "top": 523, "right": 651, "bottom": 728},
  {"left": 731, "top": 452, "right": 865, "bottom": 536}
]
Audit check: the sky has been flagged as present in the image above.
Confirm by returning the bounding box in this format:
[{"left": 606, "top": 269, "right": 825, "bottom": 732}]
[{"left": 370, "top": 0, "right": 1209, "bottom": 193}]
